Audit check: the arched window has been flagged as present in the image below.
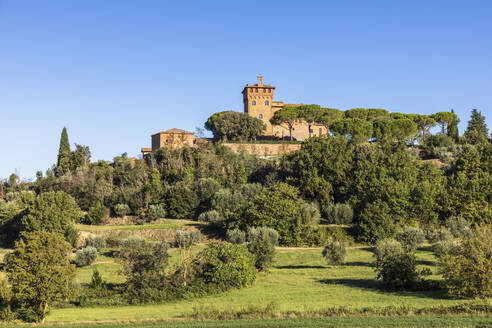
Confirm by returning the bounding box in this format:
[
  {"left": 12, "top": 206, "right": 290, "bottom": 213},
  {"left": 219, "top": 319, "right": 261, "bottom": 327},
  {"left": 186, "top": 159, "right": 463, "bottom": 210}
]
[
  {"left": 265, "top": 100, "right": 269, "bottom": 106},
  {"left": 259, "top": 114, "right": 263, "bottom": 119},
  {"left": 252, "top": 100, "right": 256, "bottom": 106}
]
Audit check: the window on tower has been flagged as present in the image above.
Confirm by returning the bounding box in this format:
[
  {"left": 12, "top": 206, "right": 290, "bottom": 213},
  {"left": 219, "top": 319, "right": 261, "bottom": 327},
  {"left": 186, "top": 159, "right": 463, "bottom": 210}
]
[
  {"left": 265, "top": 100, "right": 269, "bottom": 106},
  {"left": 259, "top": 114, "right": 263, "bottom": 119},
  {"left": 252, "top": 100, "right": 256, "bottom": 106}
]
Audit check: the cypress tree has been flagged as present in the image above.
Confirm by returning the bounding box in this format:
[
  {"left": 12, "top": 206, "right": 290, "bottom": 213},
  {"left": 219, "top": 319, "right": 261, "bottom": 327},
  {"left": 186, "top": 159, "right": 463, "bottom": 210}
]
[
  {"left": 447, "top": 109, "right": 460, "bottom": 142},
  {"left": 464, "top": 109, "right": 489, "bottom": 144},
  {"left": 56, "top": 127, "right": 72, "bottom": 176}
]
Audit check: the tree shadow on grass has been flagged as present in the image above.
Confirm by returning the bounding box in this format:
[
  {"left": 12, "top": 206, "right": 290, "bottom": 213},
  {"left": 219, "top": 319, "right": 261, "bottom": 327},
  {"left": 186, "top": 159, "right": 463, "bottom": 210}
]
[
  {"left": 318, "top": 278, "right": 448, "bottom": 300},
  {"left": 343, "top": 261, "right": 373, "bottom": 267},
  {"left": 276, "top": 265, "right": 326, "bottom": 269},
  {"left": 417, "top": 259, "right": 435, "bottom": 266},
  {"left": 318, "top": 278, "right": 381, "bottom": 291}
]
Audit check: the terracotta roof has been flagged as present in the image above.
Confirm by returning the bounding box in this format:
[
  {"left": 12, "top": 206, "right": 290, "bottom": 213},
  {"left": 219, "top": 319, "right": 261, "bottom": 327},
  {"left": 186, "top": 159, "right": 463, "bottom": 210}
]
[{"left": 152, "top": 128, "right": 194, "bottom": 135}]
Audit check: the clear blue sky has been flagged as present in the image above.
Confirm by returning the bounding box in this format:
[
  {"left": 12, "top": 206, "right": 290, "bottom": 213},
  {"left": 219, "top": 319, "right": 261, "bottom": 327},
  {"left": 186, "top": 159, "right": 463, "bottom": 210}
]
[{"left": 1, "top": 0, "right": 491, "bottom": 180}]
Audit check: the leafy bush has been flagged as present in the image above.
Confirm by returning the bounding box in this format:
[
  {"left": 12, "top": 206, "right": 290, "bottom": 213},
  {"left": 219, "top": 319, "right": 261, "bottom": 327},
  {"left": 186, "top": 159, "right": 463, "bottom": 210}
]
[
  {"left": 247, "top": 227, "right": 279, "bottom": 246},
  {"left": 114, "top": 203, "right": 130, "bottom": 217},
  {"left": 85, "top": 235, "right": 106, "bottom": 251},
  {"left": 438, "top": 226, "right": 492, "bottom": 298},
  {"left": 0, "top": 277, "right": 15, "bottom": 321},
  {"left": 322, "top": 238, "right": 346, "bottom": 266},
  {"left": 174, "top": 229, "right": 202, "bottom": 248},
  {"left": 90, "top": 268, "right": 106, "bottom": 290},
  {"left": 299, "top": 203, "right": 321, "bottom": 226},
  {"left": 198, "top": 210, "right": 222, "bottom": 226},
  {"left": 85, "top": 204, "right": 106, "bottom": 225},
  {"left": 75, "top": 246, "right": 98, "bottom": 267},
  {"left": 245, "top": 183, "right": 306, "bottom": 246},
  {"left": 200, "top": 242, "right": 256, "bottom": 290},
  {"left": 105, "top": 231, "right": 124, "bottom": 248},
  {"left": 226, "top": 229, "right": 246, "bottom": 244},
  {"left": 20, "top": 191, "right": 82, "bottom": 246},
  {"left": 433, "top": 239, "right": 459, "bottom": 258},
  {"left": 323, "top": 203, "right": 354, "bottom": 224},
  {"left": 118, "top": 238, "right": 169, "bottom": 303},
  {"left": 166, "top": 182, "right": 199, "bottom": 219},
  {"left": 210, "top": 188, "right": 248, "bottom": 229},
  {"left": 373, "top": 238, "right": 404, "bottom": 267},
  {"left": 147, "top": 204, "right": 166, "bottom": 221},
  {"left": 357, "top": 200, "right": 398, "bottom": 244},
  {"left": 444, "top": 216, "right": 471, "bottom": 238},
  {"left": 395, "top": 226, "right": 425, "bottom": 252},
  {"left": 246, "top": 227, "right": 278, "bottom": 271},
  {"left": 304, "top": 226, "right": 355, "bottom": 247},
  {"left": 375, "top": 252, "right": 420, "bottom": 290},
  {"left": 426, "top": 228, "right": 453, "bottom": 244}
]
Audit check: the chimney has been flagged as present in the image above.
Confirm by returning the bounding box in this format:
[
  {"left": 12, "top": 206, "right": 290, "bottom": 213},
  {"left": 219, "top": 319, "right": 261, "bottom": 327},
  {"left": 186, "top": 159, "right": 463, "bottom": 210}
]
[{"left": 257, "top": 75, "right": 263, "bottom": 86}]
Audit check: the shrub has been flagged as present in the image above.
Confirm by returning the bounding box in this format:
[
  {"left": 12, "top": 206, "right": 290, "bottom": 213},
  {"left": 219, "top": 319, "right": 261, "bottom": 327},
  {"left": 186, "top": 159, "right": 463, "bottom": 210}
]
[
  {"left": 0, "top": 277, "right": 15, "bottom": 321},
  {"left": 246, "top": 227, "right": 278, "bottom": 271},
  {"left": 166, "top": 182, "right": 199, "bottom": 219},
  {"left": 395, "top": 226, "right": 425, "bottom": 252},
  {"left": 433, "top": 239, "right": 459, "bottom": 258},
  {"left": 75, "top": 246, "right": 98, "bottom": 267},
  {"left": 438, "top": 226, "right": 492, "bottom": 298},
  {"left": 90, "top": 269, "right": 106, "bottom": 290},
  {"left": 322, "top": 238, "right": 346, "bottom": 266},
  {"left": 85, "top": 204, "right": 106, "bottom": 225},
  {"left": 198, "top": 210, "right": 223, "bottom": 226},
  {"left": 210, "top": 188, "right": 248, "bottom": 229},
  {"left": 200, "top": 242, "right": 256, "bottom": 290},
  {"left": 105, "top": 231, "right": 124, "bottom": 248},
  {"left": 247, "top": 227, "right": 279, "bottom": 246},
  {"left": 375, "top": 252, "right": 420, "bottom": 290},
  {"left": 118, "top": 238, "right": 169, "bottom": 303},
  {"left": 444, "top": 216, "right": 471, "bottom": 238},
  {"left": 323, "top": 203, "right": 354, "bottom": 224},
  {"left": 226, "top": 229, "right": 246, "bottom": 244},
  {"left": 373, "top": 238, "right": 404, "bottom": 267},
  {"left": 175, "top": 229, "right": 202, "bottom": 248},
  {"left": 147, "top": 204, "right": 166, "bottom": 221},
  {"left": 85, "top": 235, "right": 106, "bottom": 251},
  {"left": 426, "top": 227, "right": 453, "bottom": 244},
  {"left": 357, "top": 200, "right": 398, "bottom": 244},
  {"left": 299, "top": 203, "right": 321, "bottom": 226},
  {"left": 114, "top": 203, "right": 131, "bottom": 217},
  {"left": 245, "top": 183, "right": 306, "bottom": 246},
  {"left": 21, "top": 191, "right": 82, "bottom": 245}
]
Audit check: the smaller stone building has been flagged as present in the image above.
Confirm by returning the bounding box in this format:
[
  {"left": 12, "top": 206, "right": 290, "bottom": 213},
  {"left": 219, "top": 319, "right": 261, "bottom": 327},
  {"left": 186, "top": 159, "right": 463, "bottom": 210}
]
[{"left": 141, "top": 128, "right": 194, "bottom": 156}]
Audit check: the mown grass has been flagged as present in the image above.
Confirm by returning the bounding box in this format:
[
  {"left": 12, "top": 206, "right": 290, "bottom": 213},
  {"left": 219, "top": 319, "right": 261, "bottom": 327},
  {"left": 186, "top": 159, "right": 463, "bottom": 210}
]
[
  {"left": 47, "top": 246, "right": 490, "bottom": 323},
  {"left": 5, "top": 315, "right": 491, "bottom": 328},
  {"left": 76, "top": 219, "right": 203, "bottom": 232}
]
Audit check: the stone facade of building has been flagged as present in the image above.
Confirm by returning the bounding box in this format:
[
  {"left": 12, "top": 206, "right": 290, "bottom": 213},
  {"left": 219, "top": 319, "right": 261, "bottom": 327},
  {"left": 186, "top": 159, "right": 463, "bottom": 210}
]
[
  {"left": 141, "top": 128, "right": 194, "bottom": 156},
  {"left": 242, "top": 76, "right": 327, "bottom": 140},
  {"left": 222, "top": 142, "right": 302, "bottom": 157}
]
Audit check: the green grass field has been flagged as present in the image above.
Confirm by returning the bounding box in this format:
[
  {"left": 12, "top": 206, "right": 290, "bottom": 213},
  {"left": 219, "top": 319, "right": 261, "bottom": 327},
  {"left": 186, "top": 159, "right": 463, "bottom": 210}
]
[
  {"left": 2, "top": 315, "right": 491, "bottom": 328},
  {"left": 76, "top": 219, "right": 204, "bottom": 232},
  {"left": 47, "top": 246, "right": 490, "bottom": 325}
]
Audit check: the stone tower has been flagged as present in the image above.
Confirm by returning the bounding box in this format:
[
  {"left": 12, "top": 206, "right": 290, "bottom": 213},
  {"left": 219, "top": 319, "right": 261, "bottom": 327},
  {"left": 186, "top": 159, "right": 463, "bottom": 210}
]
[{"left": 242, "top": 75, "right": 276, "bottom": 135}]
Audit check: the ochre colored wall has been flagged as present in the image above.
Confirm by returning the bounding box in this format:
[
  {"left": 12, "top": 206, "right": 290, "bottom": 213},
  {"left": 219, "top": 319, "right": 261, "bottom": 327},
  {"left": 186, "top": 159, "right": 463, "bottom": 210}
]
[
  {"left": 222, "top": 143, "right": 302, "bottom": 157},
  {"left": 151, "top": 133, "right": 194, "bottom": 151}
]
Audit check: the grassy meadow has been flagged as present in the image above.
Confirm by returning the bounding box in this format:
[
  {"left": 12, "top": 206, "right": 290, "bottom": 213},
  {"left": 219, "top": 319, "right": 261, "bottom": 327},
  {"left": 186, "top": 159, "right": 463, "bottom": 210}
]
[{"left": 46, "top": 245, "right": 491, "bottom": 324}]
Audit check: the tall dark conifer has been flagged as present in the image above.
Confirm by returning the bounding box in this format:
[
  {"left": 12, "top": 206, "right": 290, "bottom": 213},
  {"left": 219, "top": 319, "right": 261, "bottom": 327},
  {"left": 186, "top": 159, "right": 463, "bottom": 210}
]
[
  {"left": 464, "top": 109, "right": 489, "bottom": 144},
  {"left": 56, "top": 127, "right": 71, "bottom": 176}
]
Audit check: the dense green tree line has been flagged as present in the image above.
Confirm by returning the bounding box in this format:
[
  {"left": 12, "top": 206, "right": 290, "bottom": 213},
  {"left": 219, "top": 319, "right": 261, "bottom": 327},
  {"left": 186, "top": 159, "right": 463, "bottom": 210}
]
[{"left": 0, "top": 109, "right": 490, "bottom": 248}]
